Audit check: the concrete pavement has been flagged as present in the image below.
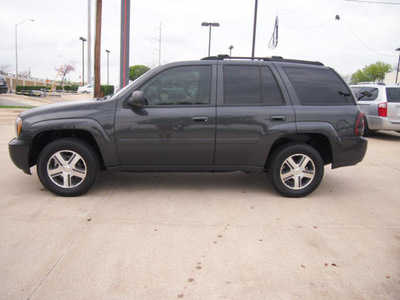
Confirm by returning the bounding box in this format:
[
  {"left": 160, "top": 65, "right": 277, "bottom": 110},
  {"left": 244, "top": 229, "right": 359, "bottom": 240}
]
[
  {"left": 0, "top": 93, "right": 93, "bottom": 107},
  {"left": 0, "top": 107, "right": 399, "bottom": 299}
]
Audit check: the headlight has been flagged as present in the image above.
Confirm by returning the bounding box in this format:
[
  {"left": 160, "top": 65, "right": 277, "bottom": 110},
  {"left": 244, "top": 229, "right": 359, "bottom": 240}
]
[{"left": 16, "top": 117, "right": 23, "bottom": 138}]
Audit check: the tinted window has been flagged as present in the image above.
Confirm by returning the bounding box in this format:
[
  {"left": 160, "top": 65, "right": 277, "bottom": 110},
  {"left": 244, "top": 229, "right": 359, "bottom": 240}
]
[
  {"left": 224, "top": 66, "right": 261, "bottom": 104},
  {"left": 261, "top": 67, "right": 285, "bottom": 105},
  {"left": 351, "top": 87, "right": 378, "bottom": 101},
  {"left": 386, "top": 88, "right": 400, "bottom": 103},
  {"left": 285, "top": 67, "right": 353, "bottom": 105},
  {"left": 140, "top": 66, "right": 211, "bottom": 105}
]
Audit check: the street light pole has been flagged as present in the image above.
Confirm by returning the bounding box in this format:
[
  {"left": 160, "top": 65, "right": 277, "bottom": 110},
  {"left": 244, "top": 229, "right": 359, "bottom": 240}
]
[
  {"left": 201, "top": 22, "right": 220, "bottom": 57},
  {"left": 106, "top": 49, "right": 110, "bottom": 85},
  {"left": 395, "top": 47, "right": 400, "bottom": 84},
  {"left": 229, "top": 45, "right": 234, "bottom": 57},
  {"left": 15, "top": 19, "right": 34, "bottom": 88},
  {"left": 79, "top": 37, "right": 87, "bottom": 86}
]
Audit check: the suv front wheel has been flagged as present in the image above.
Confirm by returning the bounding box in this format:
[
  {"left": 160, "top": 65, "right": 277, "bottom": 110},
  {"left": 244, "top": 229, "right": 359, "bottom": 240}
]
[
  {"left": 37, "top": 138, "right": 100, "bottom": 197},
  {"left": 268, "top": 143, "right": 324, "bottom": 197}
]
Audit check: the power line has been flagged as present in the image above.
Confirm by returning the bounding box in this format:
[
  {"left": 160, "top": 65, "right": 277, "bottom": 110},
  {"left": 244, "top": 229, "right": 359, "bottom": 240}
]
[
  {"left": 342, "top": 19, "right": 397, "bottom": 57},
  {"left": 345, "top": 0, "right": 400, "bottom": 5}
]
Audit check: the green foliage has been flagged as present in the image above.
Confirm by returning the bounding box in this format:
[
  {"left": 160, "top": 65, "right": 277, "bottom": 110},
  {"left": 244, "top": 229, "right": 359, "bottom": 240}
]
[
  {"left": 63, "top": 85, "right": 79, "bottom": 92},
  {"left": 100, "top": 85, "right": 114, "bottom": 96},
  {"left": 351, "top": 61, "right": 392, "bottom": 84},
  {"left": 16, "top": 86, "right": 50, "bottom": 93},
  {"left": 129, "top": 65, "right": 150, "bottom": 81}
]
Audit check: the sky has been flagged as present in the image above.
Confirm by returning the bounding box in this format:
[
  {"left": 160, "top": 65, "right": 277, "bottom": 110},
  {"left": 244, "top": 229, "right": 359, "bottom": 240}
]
[{"left": 1, "top": 0, "right": 399, "bottom": 86}]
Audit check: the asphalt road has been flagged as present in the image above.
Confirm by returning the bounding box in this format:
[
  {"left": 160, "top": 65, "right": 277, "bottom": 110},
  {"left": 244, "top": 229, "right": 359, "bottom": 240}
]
[{"left": 0, "top": 107, "right": 399, "bottom": 299}]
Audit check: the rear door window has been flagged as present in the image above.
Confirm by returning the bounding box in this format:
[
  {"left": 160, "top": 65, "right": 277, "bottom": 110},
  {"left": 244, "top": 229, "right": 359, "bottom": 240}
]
[
  {"left": 284, "top": 67, "right": 353, "bottom": 105},
  {"left": 261, "top": 67, "right": 285, "bottom": 105},
  {"left": 224, "top": 66, "right": 261, "bottom": 104},
  {"left": 224, "top": 65, "right": 285, "bottom": 105}
]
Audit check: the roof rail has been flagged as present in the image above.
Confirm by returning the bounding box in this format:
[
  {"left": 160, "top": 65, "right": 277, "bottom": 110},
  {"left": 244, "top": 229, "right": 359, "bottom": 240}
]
[
  {"left": 353, "top": 82, "right": 386, "bottom": 85},
  {"left": 201, "top": 54, "right": 324, "bottom": 66}
]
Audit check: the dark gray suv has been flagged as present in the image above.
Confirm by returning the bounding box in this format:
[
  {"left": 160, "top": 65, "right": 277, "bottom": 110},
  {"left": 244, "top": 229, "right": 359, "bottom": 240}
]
[{"left": 9, "top": 56, "right": 367, "bottom": 197}]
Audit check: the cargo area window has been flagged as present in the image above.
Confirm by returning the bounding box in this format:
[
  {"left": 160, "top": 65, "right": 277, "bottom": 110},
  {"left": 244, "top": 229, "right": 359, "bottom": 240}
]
[{"left": 284, "top": 67, "right": 353, "bottom": 106}]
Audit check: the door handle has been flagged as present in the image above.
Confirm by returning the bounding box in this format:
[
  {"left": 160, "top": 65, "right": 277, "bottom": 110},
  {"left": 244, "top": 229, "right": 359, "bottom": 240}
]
[
  {"left": 192, "top": 117, "right": 209, "bottom": 123},
  {"left": 269, "top": 115, "right": 286, "bottom": 121}
]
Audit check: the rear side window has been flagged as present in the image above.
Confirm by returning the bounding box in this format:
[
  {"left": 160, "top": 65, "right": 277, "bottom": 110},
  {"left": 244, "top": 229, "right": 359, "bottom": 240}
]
[
  {"left": 285, "top": 67, "right": 353, "bottom": 106},
  {"left": 386, "top": 88, "right": 400, "bottom": 103},
  {"left": 351, "top": 87, "right": 379, "bottom": 101},
  {"left": 224, "top": 65, "right": 284, "bottom": 105},
  {"left": 261, "top": 67, "right": 285, "bottom": 105}
]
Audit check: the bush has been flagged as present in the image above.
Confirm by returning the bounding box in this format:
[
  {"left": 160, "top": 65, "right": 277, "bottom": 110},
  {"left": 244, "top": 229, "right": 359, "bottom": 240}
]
[
  {"left": 101, "top": 85, "right": 114, "bottom": 96},
  {"left": 16, "top": 86, "right": 50, "bottom": 93},
  {"left": 64, "top": 84, "right": 79, "bottom": 92}
]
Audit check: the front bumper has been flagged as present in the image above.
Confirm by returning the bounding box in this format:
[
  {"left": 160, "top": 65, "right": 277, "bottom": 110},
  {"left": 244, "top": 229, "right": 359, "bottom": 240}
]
[{"left": 9, "top": 138, "right": 32, "bottom": 174}]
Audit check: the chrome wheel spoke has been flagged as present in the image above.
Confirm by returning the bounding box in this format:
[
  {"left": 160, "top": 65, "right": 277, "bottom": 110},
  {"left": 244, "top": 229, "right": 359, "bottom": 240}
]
[
  {"left": 48, "top": 166, "right": 63, "bottom": 178},
  {"left": 47, "top": 150, "right": 87, "bottom": 189},
  {"left": 280, "top": 153, "right": 316, "bottom": 190}
]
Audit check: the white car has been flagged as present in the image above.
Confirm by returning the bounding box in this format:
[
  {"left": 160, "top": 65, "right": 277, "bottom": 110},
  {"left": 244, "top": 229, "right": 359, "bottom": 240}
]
[
  {"left": 351, "top": 83, "right": 400, "bottom": 136},
  {"left": 77, "top": 84, "right": 93, "bottom": 94}
]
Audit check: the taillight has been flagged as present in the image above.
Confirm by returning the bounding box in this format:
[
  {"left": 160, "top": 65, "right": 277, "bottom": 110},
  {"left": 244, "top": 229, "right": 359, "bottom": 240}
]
[
  {"left": 355, "top": 112, "right": 365, "bottom": 136},
  {"left": 378, "top": 102, "right": 387, "bottom": 117}
]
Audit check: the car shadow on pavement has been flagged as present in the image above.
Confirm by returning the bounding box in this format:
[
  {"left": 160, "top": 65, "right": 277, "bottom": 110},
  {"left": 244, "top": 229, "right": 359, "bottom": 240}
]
[
  {"left": 367, "top": 131, "right": 400, "bottom": 141},
  {"left": 95, "top": 171, "right": 274, "bottom": 195}
]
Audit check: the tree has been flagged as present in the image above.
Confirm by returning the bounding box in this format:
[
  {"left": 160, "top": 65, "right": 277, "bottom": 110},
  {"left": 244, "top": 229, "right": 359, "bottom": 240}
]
[
  {"left": 0, "top": 64, "right": 11, "bottom": 75},
  {"left": 55, "top": 61, "right": 76, "bottom": 87},
  {"left": 351, "top": 61, "right": 392, "bottom": 84},
  {"left": 129, "top": 65, "right": 150, "bottom": 81}
]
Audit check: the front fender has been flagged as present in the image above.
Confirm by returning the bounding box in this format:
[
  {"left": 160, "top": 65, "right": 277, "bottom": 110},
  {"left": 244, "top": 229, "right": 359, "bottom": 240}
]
[{"left": 28, "top": 118, "right": 120, "bottom": 166}]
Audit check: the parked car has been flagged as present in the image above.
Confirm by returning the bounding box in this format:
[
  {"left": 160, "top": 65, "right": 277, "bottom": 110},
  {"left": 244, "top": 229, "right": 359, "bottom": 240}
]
[
  {"left": 0, "top": 74, "right": 8, "bottom": 94},
  {"left": 351, "top": 83, "right": 400, "bottom": 136},
  {"left": 77, "top": 84, "right": 93, "bottom": 93},
  {"left": 9, "top": 56, "right": 367, "bottom": 197}
]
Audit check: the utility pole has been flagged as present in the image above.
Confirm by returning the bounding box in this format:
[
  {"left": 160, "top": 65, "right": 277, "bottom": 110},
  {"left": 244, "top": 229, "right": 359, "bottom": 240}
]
[
  {"left": 120, "top": 0, "right": 130, "bottom": 88},
  {"left": 152, "top": 23, "right": 162, "bottom": 65},
  {"left": 251, "top": 0, "right": 258, "bottom": 59},
  {"left": 153, "top": 23, "right": 162, "bottom": 66},
  {"left": 79, "top": 37, "right": 87, "bottom": 86},
  {"left": 94, "top": 0, "right": 102, "bottom": 98},
  {"left": 106, "top": 49, "right": 110, "bottom": 85},
  {"left": 88, "top": 0, "right": 92, "bottom": 84}
]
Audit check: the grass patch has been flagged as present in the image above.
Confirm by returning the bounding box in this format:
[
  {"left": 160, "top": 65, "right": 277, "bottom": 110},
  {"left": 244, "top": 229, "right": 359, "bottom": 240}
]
[{"left": 0, "top": 106, "right": 32, "bottom": 109}]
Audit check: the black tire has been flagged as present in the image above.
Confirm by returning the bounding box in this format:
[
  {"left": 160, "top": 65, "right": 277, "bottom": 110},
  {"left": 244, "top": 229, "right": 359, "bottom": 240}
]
[
  {"left": 37, "top": 138, "right": 99, "bottom": 197},
  {"left": 363, "top": 117, "right": 376, "bottom": 137},
  {"left": 267, "top": 143, "right": 324, "bottom": 197}
]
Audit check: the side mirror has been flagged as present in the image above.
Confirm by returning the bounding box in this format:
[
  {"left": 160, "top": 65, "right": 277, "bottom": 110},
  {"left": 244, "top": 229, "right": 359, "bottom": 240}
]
[{"left": 127, "top": 91, "right": 147, "bottom": 107}]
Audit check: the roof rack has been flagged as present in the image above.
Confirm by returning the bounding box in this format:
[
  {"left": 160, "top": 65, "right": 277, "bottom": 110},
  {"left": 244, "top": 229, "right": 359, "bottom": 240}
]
[
  {"left": 353, "top": 82, "right": 386, "bottom": 85},
  {"left": 201, "top": 54, "right": 324, "bottom": 66}
]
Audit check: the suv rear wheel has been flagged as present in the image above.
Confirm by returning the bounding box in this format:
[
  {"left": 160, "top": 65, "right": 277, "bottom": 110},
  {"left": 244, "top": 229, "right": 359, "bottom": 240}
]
[
  {"left": 37, "top": 138, "right": 99, "bottom": 197},
  {"left": 268, "top": 143, "right": 324, "bottom": 197}
]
